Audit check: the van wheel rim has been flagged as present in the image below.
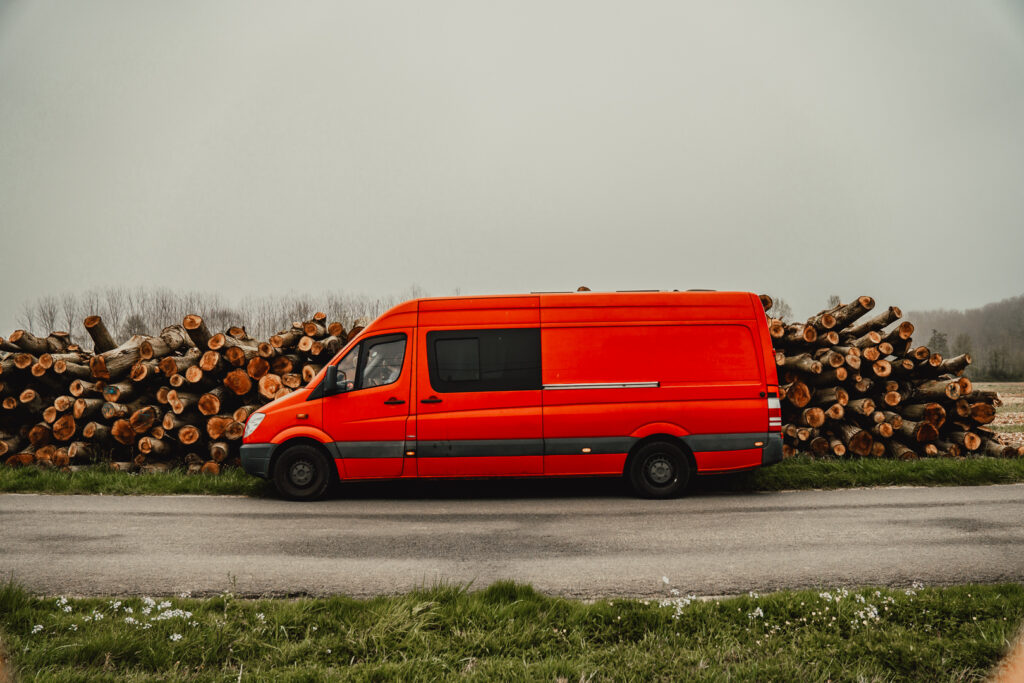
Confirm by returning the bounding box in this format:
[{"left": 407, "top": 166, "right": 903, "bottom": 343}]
[
  {"left": 289, "top": 460, "right": 314, "bottom": 487},
  {"left": 646, "top": 457, "right": 675, "bottom": 485}
]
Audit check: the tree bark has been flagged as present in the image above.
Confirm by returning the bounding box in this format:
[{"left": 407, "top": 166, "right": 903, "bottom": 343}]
[
  {"left": 182, "top": 315, "right": 212, "bottom": 349},
  {"left": 168, "top": 390, "right": 200, "bottom": 415},
  {"left": 199, "top": 386, "right": 228, "bottom": 416},
  {"left": 89, "top": 335, "right": 149, "bottom": 380},
  {"left": 913, "top": 380, "right": 960, "bottom": 401},
  {"left": 139, "top": 324, "right": 193, "bottom": 360},
  {"left": 83, "top": 315, "right": 117, "bottom": 353},
  {"left": 901, "top": 403, "right": 946, "bottom": 428},
  {"left": 898, "top": 419, "right": 938, "bottom": 443},
  {"left": 947, "top": 430, "right": 981, "bottom": 452},
  {"left": 843, "top": 306, "right": 902, "bottom": 339}
]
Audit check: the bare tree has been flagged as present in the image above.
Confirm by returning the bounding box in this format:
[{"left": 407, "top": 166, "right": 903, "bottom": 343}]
[{"left": 766, "top": 296, "right": 793, "bottom": 322}]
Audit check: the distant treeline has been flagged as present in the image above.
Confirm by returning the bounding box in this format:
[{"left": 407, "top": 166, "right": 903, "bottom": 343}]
[
  {"left": 14, "top": 286, "right": 429, "bottom": 348},
  {"left": 908, "top": 294, "right": 1024, "bottom": 381}
]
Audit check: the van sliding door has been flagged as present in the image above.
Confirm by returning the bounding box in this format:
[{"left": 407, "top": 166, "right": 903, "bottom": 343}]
[{"left": 414, "top": 327, "right": 543, "bottom": 477}]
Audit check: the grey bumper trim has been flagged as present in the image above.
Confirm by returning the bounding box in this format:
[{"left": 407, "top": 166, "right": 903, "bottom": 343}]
[
  {"left": 240, "top": 443, "right": 275, "bottom": 479},
  {"left": 761, "top": 433, "right": 784, "bottom": 466},
  {"left": 682, "top": 432, "right": 768, "bottom": 452}
]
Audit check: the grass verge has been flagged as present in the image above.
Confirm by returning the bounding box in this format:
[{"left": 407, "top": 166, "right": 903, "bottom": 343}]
[
  {"left": 0, "top": 466, "right": 270, "bottom": 497},
  {"left": 721, "top": 454, "right": 1024, "bottom": 492},
  {"left": 1, "top": 455, "right": 1023, "bottom": 497},
  {"left": 1, "top": 580, "right": 1021, "bottom": 681}
]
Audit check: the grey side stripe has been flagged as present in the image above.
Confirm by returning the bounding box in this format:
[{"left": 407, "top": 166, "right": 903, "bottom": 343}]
[
  {"left": 417, "top": 439, "right": 544, "bottom": 459},
  {"left": 328, "top": 441, "right": 406, "bottom": 460},
  {"left": 328, "top": 432, "right": 768, "bottom": 460}
]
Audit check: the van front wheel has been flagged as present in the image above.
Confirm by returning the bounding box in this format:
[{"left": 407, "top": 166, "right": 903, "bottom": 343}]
[
  {"left": 272, "top": 444, "right": 334, "bottom": 501},
  {"left": 628, "top": 442, "right": 691, "bottom": 499}
]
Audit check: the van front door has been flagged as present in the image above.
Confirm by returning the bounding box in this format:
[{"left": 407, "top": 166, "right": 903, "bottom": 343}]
[
  {"left": 322, "top": 331, "right": 412, "bottom": 479},
  {"left": 413, "top": 327, "right": 543, "bottom": 477}
]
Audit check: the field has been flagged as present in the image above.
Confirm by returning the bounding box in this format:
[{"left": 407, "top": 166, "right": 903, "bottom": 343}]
[{"left": 981, "top": 381, "right": 1024, "bottom": 447}]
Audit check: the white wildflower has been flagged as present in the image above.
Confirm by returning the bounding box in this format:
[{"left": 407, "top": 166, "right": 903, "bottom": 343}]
[
  {"left": 256, "top": 612, "right": 266, "bottom": 623},
  {"left": 31, "top": 624, "right": 43, "bottom": 634},
  {"left": 662, "top": 576, "right": 670, "bottom": 585},
  {"left": 157, "top": 601, "right": 172, "bottom": 611},
  {"left": 748, "top": 591, "right": 759, "bottom": 598},
  {"left": 179, "top": 591, "right": 191, "bottom": 598},
  {"left": 747, "top": 607, "right": 764, "bottom": 620},
  {"left": 170, "top": 633, "right": 183, "bottom": 642},
  {"left": 62, "top": 605, "right": 72, "bottom": 613},
  {"left": 68, "top": 624, "right": 78, "bottom": 631}
]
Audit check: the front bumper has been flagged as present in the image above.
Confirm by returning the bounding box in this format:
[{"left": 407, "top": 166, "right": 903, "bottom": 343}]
[
  {"left": 761, "top": 433, "right": 784, "bottom": 467},
  {"left": 240, "top": 443, "right": 275, "bottom": 478}
]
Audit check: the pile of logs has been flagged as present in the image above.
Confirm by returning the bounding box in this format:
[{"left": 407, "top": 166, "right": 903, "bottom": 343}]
[
  {"left": 1, "top": 294, "right": 1018, "bottom": 474},
  {"left": 764, "top": 295, "right": 1020, "bottom": 460},
  {"left": 0, "top": 313, "right": 362, "bottom": 474}
]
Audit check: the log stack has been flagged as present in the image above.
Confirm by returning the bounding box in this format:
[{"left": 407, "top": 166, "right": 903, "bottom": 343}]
[
  {"left": 1, "top": 295, "right": 1018, "bottom": 474},
  {"left": 0, "top": 313, "right": 358, "bottom": 474},
  {"left": 764, "top": 295, "right": 1020, "bottom": 460}
]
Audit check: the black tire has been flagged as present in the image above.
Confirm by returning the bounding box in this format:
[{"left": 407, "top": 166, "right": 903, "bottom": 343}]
[
  {"left": 272, "top": 444, "right": 334, "bottom": 501},
  {"left": 628, "top": 441, "right": 692, "bottom": 499}
]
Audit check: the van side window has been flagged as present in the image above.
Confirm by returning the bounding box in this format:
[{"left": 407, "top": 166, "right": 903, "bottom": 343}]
[
  {"left": 336, "top": 344, "right": 361, "bottom": 383},
  {"left": 428, "top": 329, "right": 540, "bottom": 393},
  {"left": 360, "top": 336, "right": 406, "bottom": 389}
]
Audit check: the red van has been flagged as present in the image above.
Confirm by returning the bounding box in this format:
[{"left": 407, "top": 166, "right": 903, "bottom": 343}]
[{"left": 241, "top": 291, "right": 782, "bottom": 499}]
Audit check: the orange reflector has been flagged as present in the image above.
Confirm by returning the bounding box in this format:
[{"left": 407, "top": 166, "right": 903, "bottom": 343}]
[
  {"left": 754, "top": 441, "right": 764, "bottom": 447},
  {"left": 405, "top": 451, "right": 416, "bottom": 456},
  {"left": 581, "top": 447, "right": 592, "bottom": 453},
  {"left": 296, "top": 413, "right": 308, "bottom": 419}
]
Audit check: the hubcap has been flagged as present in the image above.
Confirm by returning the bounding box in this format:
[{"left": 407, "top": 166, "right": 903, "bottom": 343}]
[
  {"left": 646, "top": 456, "right": 675, "bottom": 485},
  {"left": 289, "top": 459, "right": 315, "bottom": 487}
]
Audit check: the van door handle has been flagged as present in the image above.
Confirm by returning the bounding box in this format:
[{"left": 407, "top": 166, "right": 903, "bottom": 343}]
[
  {"left": 421, "top": 396, "right": 442, "bottom": 404},
  {"left": 384, "top": 397, "right": 405, "bottom": 405}
]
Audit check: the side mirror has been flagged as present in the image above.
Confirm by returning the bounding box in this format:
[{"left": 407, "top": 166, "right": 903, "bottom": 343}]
[{"left": 324, "top": 365, "right": 354, "bottom": 396}]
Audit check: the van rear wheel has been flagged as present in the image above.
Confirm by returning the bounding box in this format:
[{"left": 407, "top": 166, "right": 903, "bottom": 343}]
[
  {"left": 628, "top": 441, "right": 691, "bottom": 499},
  {"left": 272, "top": 444, "right": 334, "bottom": 501}
]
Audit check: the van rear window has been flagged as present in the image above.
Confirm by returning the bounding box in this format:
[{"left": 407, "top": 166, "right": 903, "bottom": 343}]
[{"left": 428, "top": 328, "right": 541, "bottom": 392}]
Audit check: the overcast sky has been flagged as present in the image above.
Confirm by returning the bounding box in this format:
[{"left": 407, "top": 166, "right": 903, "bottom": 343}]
[{"left": 1, "top": 0, "right": 1023, "bottom": 334}]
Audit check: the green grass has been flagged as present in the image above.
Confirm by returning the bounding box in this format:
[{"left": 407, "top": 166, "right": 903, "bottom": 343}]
[
  {"left": 0, "top": 466, "right": 271, "bottom": 496},
  {"left": 1, "top": 580, "right": 1021, "bottom": 681},
  {"left": 720, "top": 454, "right": 1024, "bottom": 491},
  {"left": 2, "top": 455, "right": 1024, "bottom": 497}
]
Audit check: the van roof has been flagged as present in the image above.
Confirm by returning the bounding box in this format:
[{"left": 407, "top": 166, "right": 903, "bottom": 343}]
[{"left": 354, "top": 290, "right": 758, "bottom": 338}]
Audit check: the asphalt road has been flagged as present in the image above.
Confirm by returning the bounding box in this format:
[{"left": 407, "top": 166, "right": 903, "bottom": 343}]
[{"left": 2, "top": 483, "right": 1023, "bottom": 598}]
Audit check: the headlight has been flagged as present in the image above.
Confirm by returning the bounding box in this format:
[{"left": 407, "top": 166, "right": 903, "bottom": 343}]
[{"left": 243, "top": 412, "right": 265, "bottom": 439}]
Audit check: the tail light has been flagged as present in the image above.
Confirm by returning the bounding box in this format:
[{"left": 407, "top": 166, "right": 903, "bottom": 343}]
[{"left": 767, "top": 394, "right": 782, "bottom": 432}]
